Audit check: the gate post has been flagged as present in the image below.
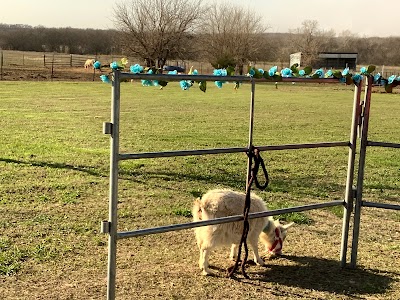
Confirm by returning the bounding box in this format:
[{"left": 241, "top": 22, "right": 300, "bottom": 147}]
[
  {"left": 350, "top": 76, "right": 373, "bottom": 268},
  {"left": 106, "top": 70, "right": 121, "bottom": 300},
  {"left": 0, "top": 50, "right": 3, "bottom": 81},
  {"left": 340, "top": 81, "right": 363, "bottom": 267}
]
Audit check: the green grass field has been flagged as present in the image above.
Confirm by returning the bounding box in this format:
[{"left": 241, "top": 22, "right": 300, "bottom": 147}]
[{"left": 0, "top": 81, "right": 399, "bottom": 299}]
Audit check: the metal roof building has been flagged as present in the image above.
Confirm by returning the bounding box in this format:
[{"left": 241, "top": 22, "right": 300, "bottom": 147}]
[
  {"left": 316, "top": 52, "right": 358, "bottom": 70},
  {"left": 290, "top": 52, "right": 358, "bottom": 70}
]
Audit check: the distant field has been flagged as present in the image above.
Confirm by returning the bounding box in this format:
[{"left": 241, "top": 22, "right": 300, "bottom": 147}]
[{"left": 0, "top": 81, "right": 399, "bottom": 299}]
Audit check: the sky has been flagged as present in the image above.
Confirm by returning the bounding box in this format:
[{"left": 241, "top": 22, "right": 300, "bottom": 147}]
[{"left": 0, "top": 0, "right": 399, "bottom": 37}]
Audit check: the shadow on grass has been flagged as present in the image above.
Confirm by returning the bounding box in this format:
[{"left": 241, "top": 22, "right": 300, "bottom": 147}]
[
  {"left": 119, "top": 168, "right": 344, "bottom": 197},
  {"left": 246, "top": 255, "right": 397, "bottom": 297},
  {"left": 1, "top": 158, "right": 107, "bottom": 177},
  {"left": 119, "top": 168, "right": 245, "bottom": 189}
]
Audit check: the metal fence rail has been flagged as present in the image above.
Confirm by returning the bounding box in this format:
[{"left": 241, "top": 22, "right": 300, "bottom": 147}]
[
  {"left": 118, "top": 142, "right": 349, "bottom": 160},
  {"left": 367, "top": 141, "right": 400, "bottom": 148},
  {"left": 362, "top": 201, "right": 400, "bottom": 210},
  {"left": 116, "top": 200, "right": 345, "bottom": 239}
]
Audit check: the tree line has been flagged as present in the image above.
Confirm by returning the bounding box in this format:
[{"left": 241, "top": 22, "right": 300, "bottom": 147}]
[
  {"left": 0, "top": 24, "right": 120, "bottom": 55},
  {"left": 1, "top": 0, "right": 400, "bottom": 69}
]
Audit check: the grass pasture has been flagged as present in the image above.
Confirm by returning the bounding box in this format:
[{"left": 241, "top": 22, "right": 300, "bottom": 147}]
[{"left": 0, "top": 81, "right": 399, "bottom": 299}]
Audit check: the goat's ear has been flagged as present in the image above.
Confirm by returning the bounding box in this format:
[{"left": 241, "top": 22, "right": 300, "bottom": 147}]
[{"left": 282, "top": 222, "right": 294, "bottom": 230}]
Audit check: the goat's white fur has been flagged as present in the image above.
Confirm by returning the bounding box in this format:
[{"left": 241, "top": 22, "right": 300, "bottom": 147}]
[
  {"left": 84, "top": 59, "right": 95, "bottom": 69},
  {"left": 193, "top": 189, "right": 293, "bottom": 275}
]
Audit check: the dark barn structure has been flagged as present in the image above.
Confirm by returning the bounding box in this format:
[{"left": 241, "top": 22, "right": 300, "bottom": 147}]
[
  {"left": 290, "top": 52, "right": 358, "bottom": 70},
  {"left": 315, "top": 52, "right": 358, "bottom": 70}
]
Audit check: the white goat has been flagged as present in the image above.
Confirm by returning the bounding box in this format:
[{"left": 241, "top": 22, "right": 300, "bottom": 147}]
[
  {"left": 84, "top": 59, "right": 95, "bottom": 69},
  {"left": 193, "top": 189, "right": 293, "bottom": 275}
]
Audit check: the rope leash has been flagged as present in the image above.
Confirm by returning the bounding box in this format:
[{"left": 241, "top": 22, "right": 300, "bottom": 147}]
[
  {"left": 227, "top": 148, "right": 269, "bottom": 279},
  {"left": 252, "top": 148, "right": 269, "bottom": 190}
]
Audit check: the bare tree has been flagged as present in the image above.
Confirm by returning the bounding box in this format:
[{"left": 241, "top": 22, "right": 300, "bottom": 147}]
[
  {"left": 113, "top": 0, "right": 204, "bottom": 68},
  {"left": 201, "top": 2, "right": 268, "bottom": 74},
  {"left": 289, "top": 20, "right": 334, "bottom": 66},
  {"left": 337, "top": 30, "right": 358, "bottom": 52}
]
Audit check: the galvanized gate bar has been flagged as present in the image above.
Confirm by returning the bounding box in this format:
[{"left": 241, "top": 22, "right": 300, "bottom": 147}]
[
  {"left": 120, "top": 73, "right": 253, "bottom": 82},
  {"left": 256, "top": 141, "right": 349, "bottom": 151},
  {"left": 119, "top": 142, "right": 350, "bottom": 160},
  {"left": 119, "top": 147, "right": 247, "bottom": 160},
  {"left": 117, "top": 200, "right": 344, "bottom": 239},
  {"left": 340, "top": 81, "right": 363, "bottom": 267},
  {"left": 362, "top": 201, "right": 400, "bottom": 210},
  {"left": 350, "top": 76, "right": 374, "bottom": 268},
  {"left": 367, "top": 141, "right": 400, "bottom": 148}
]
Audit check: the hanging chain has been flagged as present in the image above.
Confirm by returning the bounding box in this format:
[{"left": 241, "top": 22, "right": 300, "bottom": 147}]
[{"left": 227, "top": 147, "right": 269, "bottom": 279}]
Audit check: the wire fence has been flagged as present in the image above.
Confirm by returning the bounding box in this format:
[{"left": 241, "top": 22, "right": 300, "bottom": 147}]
[
  {"left": 0, "top": 50, "right": 214, "bottom": 80},
  {"left": 0, "top": 50, "right": 131, "bottom": 67},
  {"left": 0, "top": 50, "right": 280, "bottom": 79}
]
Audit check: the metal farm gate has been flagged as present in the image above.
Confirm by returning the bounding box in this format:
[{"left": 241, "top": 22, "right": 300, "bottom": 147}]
[{"left": 101, "top": 72, "right": 400, "bottom": 300}]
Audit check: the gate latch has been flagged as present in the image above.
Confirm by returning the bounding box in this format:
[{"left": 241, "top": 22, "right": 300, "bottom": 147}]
[{"left": 103, "top": 122, "right": 113, "bottom": 135}]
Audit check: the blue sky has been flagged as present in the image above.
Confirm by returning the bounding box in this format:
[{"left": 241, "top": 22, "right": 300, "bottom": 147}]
[{"left": 0, "top": 0, "right": 398, "bottom": 37}]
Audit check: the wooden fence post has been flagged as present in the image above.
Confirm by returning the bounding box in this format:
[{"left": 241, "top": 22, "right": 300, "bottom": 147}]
[
  {"left": 0, "top": 50, "right": 3, "bottom": 80},
  {"left": 51, "top": 54, "right": 55, "bottom": 81}
]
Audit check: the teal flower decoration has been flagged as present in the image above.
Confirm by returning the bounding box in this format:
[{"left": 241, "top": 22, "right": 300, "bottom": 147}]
[
  {"left": 299, "top": 70, "right": 306, "bottom": 76},
  {"left": 281, "top": 68, "right": 292, "bottom": 77},
  {"left": 388, "top": 75, "right": 396, "bottom": 84},
  {"left": 249, "top": 69, "right": 255, "bottom": 76},
  {"left": 325, "top": 70, "right": 333, "bottom": 77},
  {"left": 141, "top": 80, "right": 153, "bottom": 86},
  {"left": 100, "top": 75, "right": 111, "bottom": 83},
  {"left": 213, "top": 69, "right": 227, "bottom": 76},
  {"left": 373, "top": 73, "right": 381, "bottom": 84},
  {"left": 360, "top": 67, "right": 368, "bottom": 75},
  {"left": 342, "top": 67, "right": 349, "bottom": 76},
  {"left": 314, "top": 68, "right": 324, "bottom": 78},
  {"left": 110, "top": 61, "right": 119, "bottom": 70},
  {"left": 93, "top": 61, "right": 101, "bottom": 69},
  {"left": 269, "top": 66, "right": 278, "bottom": 76},
  {"left": 130, "top": 64, "right": 144, "bottom": 74},
  {"left": 214, "top": 68, "right": 227, "bottom": 88},
  {"left": 258, "top": 69, "right": 265, "bottom": 75},
  {"left": 168, "top": 70, "right": 178, "bottom": 75},
  {"left": 215, "top": 81, "right": 223, "bottom": 89},
  {"left": 213, "top": 69, "right": 222, "bottom": 76},
  {"left": 141, "top": 69, "right": 154, "bottom": 86},
  {"left": 180, "top": 80, "right": 191, "bottom": 90},
  {"left": 352, "top": 74, "right": 363, "bottom": 84}
]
